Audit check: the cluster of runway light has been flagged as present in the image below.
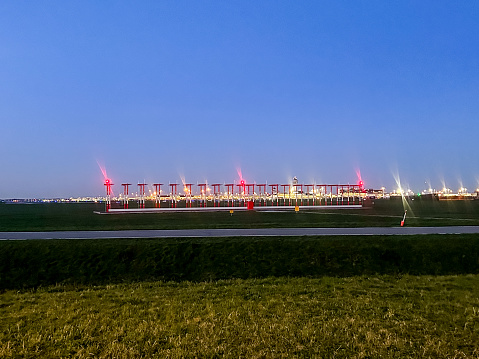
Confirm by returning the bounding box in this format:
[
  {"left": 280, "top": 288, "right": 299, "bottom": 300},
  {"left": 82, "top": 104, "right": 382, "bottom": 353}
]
[
  {"left": 101, "top": 177, "right": 371, "bottom": 212},
  {"left": 97, "top": 163, "right": 479, "bottom": 213}
]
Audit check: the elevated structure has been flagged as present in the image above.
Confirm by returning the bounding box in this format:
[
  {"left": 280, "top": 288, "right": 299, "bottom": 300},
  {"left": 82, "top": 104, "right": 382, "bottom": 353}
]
[
  {"left": 184, "top": 183, "right": 193, "bottom": 208},
  {"left": 169, "top": 183, "right": 178, "bottom": 208},
  {"left": 237, "top": 180, "right": 246, "bottom": 206},
  {"left": 245, "top": 184, "right": 255, "bottom": 203},
  {"left": 121, "top": 183, "right": 131, "bottom": 209},
  {"left": 137, "top": 183, "right": 147, "bottom": 209},
  {"left": 281, "top": 184, "right": 291, "bottom": 206},
  {"left": 101, "top": 177, "right": 367, "bottom": 213},
  {"left": 198, "top": 183, "right": 207, "bottom": 207},
  {"left": 269, "top": 184, "right": 279, "bottom": 206},
  {"left": 153, "top": 183, "right": 163, "bottom": 208},
  {"left": 257, "top": 184, "right": 267, "bottom": 206},
  {"left": 294, "top": 183, "right": 303, "bottom": 205},
  {"left": 104, "top": 179, "right": 113, "bottom": 212},
  {"left": 225, "top": 184, "right": 235, "bottom": 207},
  {"left": 304, "top": 184, "right": 315, "bottom": 206},
  {"left": 212, "top": 184, "right": 222, "bottom": 207}
]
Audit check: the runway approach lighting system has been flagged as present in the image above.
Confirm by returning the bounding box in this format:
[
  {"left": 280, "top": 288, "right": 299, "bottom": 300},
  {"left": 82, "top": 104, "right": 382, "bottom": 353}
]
[
  {"left": 102, "top": 176, "right": 370, "bottom": 213},
  {"left": 121, "top": 183, "right": 131, "bottom": 209},
  {"left": 104, "top": 179, "right": 113, "bottom": 212}
]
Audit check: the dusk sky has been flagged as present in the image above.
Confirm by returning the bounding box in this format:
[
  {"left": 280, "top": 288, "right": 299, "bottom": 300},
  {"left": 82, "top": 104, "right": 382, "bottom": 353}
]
[{"left": 1, "top": 1, "right": 478, "bottom": 198}]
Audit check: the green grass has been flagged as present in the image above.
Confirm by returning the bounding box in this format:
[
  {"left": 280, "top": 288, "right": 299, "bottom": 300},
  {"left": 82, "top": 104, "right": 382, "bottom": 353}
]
[
  {"left": 1, "top": 275, "right": 478, "bottom": 358},
  {"left": 1, "top": 198, "right": 479, "bottom": 231},
  {"left": 2, "top": 234, "right": 479, "bottom": 289},
  {"left": 2, "top": 199, "right": 479, "bottom": 357}
]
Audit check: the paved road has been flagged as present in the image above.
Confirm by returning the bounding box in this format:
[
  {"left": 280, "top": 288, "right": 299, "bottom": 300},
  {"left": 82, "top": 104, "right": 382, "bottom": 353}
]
[{"left": 1, "top": 226, "right": 479, "bottom": 240}]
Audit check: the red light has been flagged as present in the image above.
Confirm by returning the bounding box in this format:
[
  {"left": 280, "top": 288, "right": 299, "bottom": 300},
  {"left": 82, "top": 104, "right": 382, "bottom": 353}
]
[
  {"left": 240, "top": 180, "right": 245, "bottom": 185},
  {"left": 359, "top": 181, "right": 364, "bottom": 187},
  {"left": 105, "top": 179, "right": 110, "bottom": 184}
]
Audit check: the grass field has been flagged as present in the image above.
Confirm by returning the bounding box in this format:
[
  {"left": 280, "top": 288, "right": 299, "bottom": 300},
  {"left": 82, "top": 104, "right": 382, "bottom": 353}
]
[
  {"left": 1, "top": 199, "right": 479, "bottom": 357},
  {"left": 2, "top": 234, "right": 479, "bottom": 290},
  {"left": 1, "top": 275, "right": 478, "bottom": 358},
  {"left": 1, "top": 198, "right": 479, "bottom": 231}
]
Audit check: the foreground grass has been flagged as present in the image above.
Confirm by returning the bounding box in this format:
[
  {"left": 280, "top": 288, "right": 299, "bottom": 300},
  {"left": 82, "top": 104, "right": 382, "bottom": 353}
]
[
  {"left": 1, "top": 275, "right": 478, "bottom": 358},
  {"left": 2, "top": 199, "right": 479, "bottom": 231}
]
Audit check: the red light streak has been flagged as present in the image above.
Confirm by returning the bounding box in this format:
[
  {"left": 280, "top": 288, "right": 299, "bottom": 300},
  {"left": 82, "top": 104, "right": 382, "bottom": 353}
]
[{"left": 97, "top": 160, "right": 115, "bottom": 196}]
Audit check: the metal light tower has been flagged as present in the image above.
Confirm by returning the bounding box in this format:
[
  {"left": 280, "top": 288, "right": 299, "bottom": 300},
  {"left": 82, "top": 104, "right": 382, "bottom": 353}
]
[
  {"left": 153, "top": 183, "right": 163, "bottom": 208},
  {"left": 269, "top": 184, "right": 279, "bottom": 206},
  {"left": 198, "top": 183, "right": 207, "bottom": 207},
  {"left": 245, "top": 184, "right": 255, "bottom": 203},
  {"left": 137, "top": 183, "right": 147, "bottom": 209},
  {"left": 316, "top": 184, "right": 330, "bottom": 205},
  {"left": 281, "top": 184, "right": 291, "bottom": 206},
  {"left": 104, "top": 179, "right": 113, "bottom": 212},
  {"left": 212, "top": 184, "right": 222, "bottom": 207},
  {"left": 225, "top": 183, "right": 235, "bottom": 207},
  {"left": 257, "top": 184, "right": 267, "bottom": 206},
  {"left": 294, "top": 183, "right": 303, "bottom": 206},
  {"left": 121, "top": 183, "right": 131, "bottom": 209},
  {"left": 184, "top": 183, "right": 193, "bottom": 208},
  {"left": 237, "top": 180, "right": 246, "bottom": 207},
  {"left": 169, "top": 183, "right": 178, "bottom": 208},
  {"left": 305, "top": 184, "right": 315, "bottom": 206}
]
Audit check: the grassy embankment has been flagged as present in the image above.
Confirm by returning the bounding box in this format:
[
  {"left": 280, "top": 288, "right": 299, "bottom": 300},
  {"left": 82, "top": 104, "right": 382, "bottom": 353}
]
[
  {"left": 1, "top": 275, "right": 478, "bottom": 357},
  {"left": 1, "top": 198, "right": 479, "bottom": 231},
  {"left": 1, "top": 234, "right": 479, "bottom": 289}
]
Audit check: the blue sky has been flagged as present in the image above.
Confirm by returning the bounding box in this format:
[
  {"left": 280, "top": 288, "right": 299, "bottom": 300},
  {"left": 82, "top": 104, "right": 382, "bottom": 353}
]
[{"left": 1, "top": 1, "right": 478, "bottom": 198}]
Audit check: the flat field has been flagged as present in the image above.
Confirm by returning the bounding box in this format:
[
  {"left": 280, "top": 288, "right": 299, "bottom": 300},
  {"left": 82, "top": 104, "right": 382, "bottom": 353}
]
[
  {"left": 1, "top": 198, "right": 479, "bottom": 231},
  {"left": 1, "top": 199, "right": 478, "bottom": 357},
  {"left": 1, "top": 275, "right": 478, "bottom": 358}
]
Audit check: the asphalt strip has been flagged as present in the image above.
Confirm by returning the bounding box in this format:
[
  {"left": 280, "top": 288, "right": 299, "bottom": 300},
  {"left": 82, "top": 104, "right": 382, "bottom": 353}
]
[{"left": 1, "top": 226, "right": 479, "bottom": 240}]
